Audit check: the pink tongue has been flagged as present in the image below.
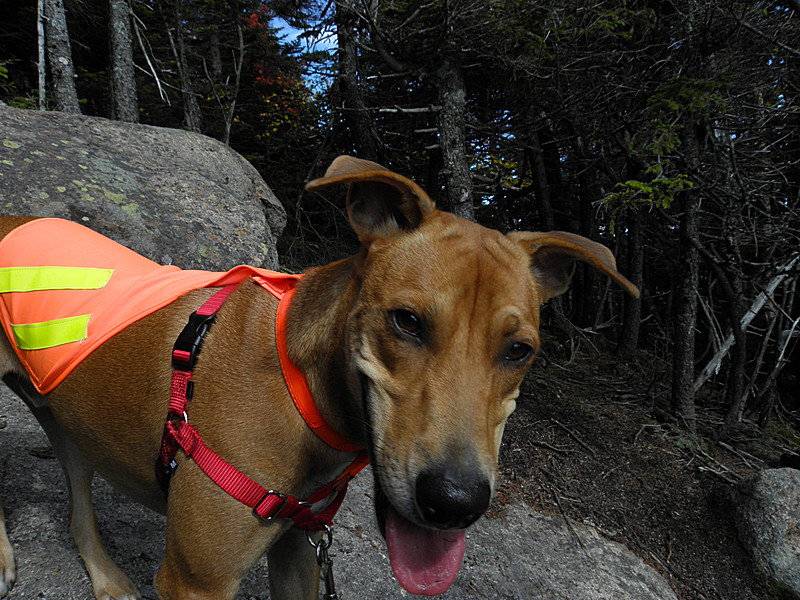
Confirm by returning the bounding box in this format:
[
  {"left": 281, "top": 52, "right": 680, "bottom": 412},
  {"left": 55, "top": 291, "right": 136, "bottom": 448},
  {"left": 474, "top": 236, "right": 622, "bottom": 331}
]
[{"left": 385, "top": 506, "right": 466, "bottom": 596}]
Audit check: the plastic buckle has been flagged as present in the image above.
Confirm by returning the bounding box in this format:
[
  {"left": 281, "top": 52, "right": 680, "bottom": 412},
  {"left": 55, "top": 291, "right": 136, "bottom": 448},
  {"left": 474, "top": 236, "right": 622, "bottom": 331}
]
[
  {"left": 172, "top": 312, "right": 217, "bottom": 370},
  {"left": 253, "top": 490, "right": 288, "bottom": 521}
]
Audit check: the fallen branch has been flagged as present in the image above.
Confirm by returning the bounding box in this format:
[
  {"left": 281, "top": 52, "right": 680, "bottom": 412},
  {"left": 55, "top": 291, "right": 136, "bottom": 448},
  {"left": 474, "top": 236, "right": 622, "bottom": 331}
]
[
  {"left": 529, "top": 441, "right": 572, "bottom": 455},
  {"left": 375, "top": 105, "right": 441, "bottom": 113},
  {"left": 693, "top": 256, "right": 799, "bottom": 393},
  {"left": 695, "top": 447, "right": 742, "bottom": 484},
  {"left": 551, "top": 419, "right": 597, "bottom": 456},
  {"left": 552, "top": 491, "right": 586, "bottom": 551}
]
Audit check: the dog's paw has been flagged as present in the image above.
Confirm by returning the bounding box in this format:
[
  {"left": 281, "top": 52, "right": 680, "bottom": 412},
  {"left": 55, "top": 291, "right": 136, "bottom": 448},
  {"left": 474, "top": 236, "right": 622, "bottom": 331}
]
[
  {"left": 0, "top": 561, "right": 17, "bottom": 597},
  {"left": 91, "top": 574, "right": 140, "bottom": 600},
  {"left": 97, "top": 589, "right": 140, "bottom": 600}
]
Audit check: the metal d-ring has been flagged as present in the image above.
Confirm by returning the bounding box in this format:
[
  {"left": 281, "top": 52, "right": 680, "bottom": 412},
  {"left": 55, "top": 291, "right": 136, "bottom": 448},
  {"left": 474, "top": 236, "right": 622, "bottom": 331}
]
[{"left": 307, "top": 523, "right": 333, "bottom": 552}]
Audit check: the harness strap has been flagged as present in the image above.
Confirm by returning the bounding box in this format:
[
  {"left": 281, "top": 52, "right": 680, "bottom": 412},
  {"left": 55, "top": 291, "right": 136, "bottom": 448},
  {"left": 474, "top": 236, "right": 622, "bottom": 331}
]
[
  {"left": 275, "top": 287, "right": 364, "bottom": 454},
  {"left": 156, "top": 281, "right": 370, "bottom": 531}
]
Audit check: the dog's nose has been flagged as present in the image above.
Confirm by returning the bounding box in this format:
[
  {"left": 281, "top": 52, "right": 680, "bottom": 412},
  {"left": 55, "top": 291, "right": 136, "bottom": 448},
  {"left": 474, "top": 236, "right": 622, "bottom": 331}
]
[{"left": 415, "top": 467, "right": 491, "bottom": 529}]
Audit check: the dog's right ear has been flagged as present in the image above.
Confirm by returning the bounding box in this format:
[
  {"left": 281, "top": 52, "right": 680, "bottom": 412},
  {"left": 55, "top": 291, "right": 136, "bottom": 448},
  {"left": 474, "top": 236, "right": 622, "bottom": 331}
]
[
  {"left": 508, "top": 230, "right": 640, "bottom": 301},
  {"left": 306, "top": 156, "right": 435, "bottom": 244}
]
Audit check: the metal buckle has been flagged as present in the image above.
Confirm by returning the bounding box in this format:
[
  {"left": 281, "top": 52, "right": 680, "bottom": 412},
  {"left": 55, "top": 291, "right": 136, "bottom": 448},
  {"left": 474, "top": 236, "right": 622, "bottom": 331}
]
[{"left": 253, "top": 490, "right": 288, "bottom": 521}]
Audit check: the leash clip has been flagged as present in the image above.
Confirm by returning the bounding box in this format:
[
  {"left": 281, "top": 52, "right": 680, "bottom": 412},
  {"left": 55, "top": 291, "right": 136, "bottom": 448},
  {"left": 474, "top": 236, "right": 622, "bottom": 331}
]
[{"left": 308, "top": 525, "right": 338, "bottom": 599}]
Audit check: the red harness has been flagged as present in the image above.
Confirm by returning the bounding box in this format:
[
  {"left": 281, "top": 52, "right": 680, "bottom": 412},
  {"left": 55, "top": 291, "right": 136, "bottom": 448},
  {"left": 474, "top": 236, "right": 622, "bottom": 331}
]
[{"left": 157, "top": 280, "right": 370, "bottom": 531}]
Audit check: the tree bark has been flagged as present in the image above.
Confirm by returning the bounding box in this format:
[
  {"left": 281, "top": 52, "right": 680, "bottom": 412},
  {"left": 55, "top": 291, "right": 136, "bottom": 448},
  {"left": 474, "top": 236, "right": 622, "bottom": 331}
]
[
  {"left": 209, "top": 29, "right": 222, "bottom": 80},
  {"left": 44, "top": 0, "right": 80, "bottom": 114},
  {"left": 109, "top": 0, "right": 138, "bottom": 122},
  {"left": 335, "top": 1, "right": 379, "bottom": 161},
  {"left": 527, "top": 134, "right": 554, "bottom": 231},
  {"left": 618, "top": 207, "right": 643, "bottom": 357},
  {"left": 671, "top": 188, "right": 699, "bottom": 432},
  {"left": 670, "top": 116, "right": 703, "bottom": 433},
  {"left": 437, "top": 53, "right": 473, "bottom": 220},
  {"left": 168, "top": 0, "right": 201, "bottom": 132},
  {"left": 37, "top": 0, "right": 47, "bottom": 110},
  {"left": 718, "top": 269, "right": 747, "bottom": 438},
  {"left": 572, "top": 127, "right": 599, "bottom": 327}
]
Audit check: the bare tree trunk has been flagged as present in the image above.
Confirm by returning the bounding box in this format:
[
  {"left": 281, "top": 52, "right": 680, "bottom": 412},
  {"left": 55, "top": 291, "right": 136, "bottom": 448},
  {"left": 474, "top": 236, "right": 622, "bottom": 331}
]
[
  {"left": 167, "top": 0, "right": 201, "bottom": 132},
  {"left": 336, "top": 1, "right": 379, "bottom": 161},
  {"left": 204, "top": 24, "right": 244, "bottom": 146},
  {"left": 572, "top": 127, "right": 598, "bottom": 327},
  {"left": 209, "top": 29, "right": 222, "bottom": 80},
  {"left": 437, "top": 53, "right": 473, "bottom": 221},
  {"left": 44, "top": 0, "right": 80, "bottom": 113},
  {"left": 618, "top": 208, "right": 643, "bottom": 357},
  {"left": 717, "top": 270, "right": 747, "bottom": 438},
  {"left": 37, "top": 0, "right": 47, "bottom": 110},
  {"left": 527, "top": 135, "right": 554, "bottom": 231},
  {"left": 109, "top": 0, "right": 138, "bottom": 122},
  {"left": 539, "top": 126, "right": 566, "bottom": 227},
  {"left": 671, "top": 187, "right": 699, "bottom": 432}
]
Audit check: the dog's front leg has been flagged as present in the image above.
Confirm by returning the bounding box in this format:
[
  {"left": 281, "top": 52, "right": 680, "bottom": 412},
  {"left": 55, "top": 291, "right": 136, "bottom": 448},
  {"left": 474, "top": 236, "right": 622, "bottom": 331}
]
[
  {"left": 268, "top": 527, "right": 321, "bottom": 600},
  {"left": 26, "top": 402, "right": 140, "bottom": 600},
  {"left": 155, "top": 457, "right": 293, "bottom": 600}
]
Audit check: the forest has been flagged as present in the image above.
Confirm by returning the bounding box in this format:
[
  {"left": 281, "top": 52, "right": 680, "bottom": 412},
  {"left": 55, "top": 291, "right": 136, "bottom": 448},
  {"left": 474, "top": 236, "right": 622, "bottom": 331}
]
[{"left": 1, "top": 0, "right": 799, "bottom": 443}]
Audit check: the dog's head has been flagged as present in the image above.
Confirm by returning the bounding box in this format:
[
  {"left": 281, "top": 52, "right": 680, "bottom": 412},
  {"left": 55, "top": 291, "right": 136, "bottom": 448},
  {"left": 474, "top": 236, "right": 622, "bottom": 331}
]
[{"left": 307, "top": 156, "right": 638, "bottom": 595}]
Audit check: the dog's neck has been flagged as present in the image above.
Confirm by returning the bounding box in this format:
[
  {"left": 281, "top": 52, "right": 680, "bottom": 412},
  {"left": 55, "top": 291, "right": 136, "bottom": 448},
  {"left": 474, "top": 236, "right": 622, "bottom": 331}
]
[{"left": 283, "top": 251, "right": 369, "bottom": 449}]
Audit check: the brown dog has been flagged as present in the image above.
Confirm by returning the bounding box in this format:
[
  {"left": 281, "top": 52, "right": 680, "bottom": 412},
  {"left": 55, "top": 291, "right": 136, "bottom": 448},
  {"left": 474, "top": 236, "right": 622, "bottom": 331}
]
[{"left": 0, "top": 156, "right": 637, "bottom": 599}]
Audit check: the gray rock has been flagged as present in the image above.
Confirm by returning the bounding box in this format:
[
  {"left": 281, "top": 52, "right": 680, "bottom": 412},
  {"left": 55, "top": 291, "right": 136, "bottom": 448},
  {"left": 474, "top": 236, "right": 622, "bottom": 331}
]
[
  {"left": 0, "top": 383, "right": 677, "bottom": 600},
  {"left": 334, "top": 474, "right": 678, "bottom": 600},
  {"left": 732, "top": 468, "right": 800, "bottom": 597},
  {"left": 0, "top": 106, "right": 285, "bottom": 271}
]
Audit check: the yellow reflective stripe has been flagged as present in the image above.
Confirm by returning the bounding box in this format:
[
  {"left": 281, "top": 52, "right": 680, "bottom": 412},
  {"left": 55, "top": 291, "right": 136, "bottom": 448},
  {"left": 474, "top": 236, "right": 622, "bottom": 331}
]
[
  {"left": 0, "top": 266, "right": 113, "bottom": 293},
  {"left": 10, "top": 315, "right": 90, "bottom": 350}
]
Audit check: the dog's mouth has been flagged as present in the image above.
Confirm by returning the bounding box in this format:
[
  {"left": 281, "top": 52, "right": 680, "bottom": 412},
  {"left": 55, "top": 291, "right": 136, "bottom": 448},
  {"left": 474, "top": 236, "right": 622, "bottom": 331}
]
[
  {"left": 373, "top": 471, "right": 466, "bottom": 596},
  {"left": 360, "top": 372, "right": 467, "bottom": 595}
]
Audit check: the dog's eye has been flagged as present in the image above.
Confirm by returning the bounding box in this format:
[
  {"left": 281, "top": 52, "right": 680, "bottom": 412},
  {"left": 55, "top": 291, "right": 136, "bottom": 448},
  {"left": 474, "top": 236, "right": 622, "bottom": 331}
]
[
  {"left": 504, "top": 341, "right": 533, "bottom": 364},
  {"left": 391, "top": 309, "right": 422, "bottom": 339}
]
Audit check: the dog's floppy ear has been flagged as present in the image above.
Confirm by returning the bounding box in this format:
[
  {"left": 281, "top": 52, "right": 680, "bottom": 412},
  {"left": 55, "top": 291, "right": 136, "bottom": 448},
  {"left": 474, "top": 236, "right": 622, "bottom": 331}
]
[
  {"left": 306, "top": 156, "right": 435, "bottom": 243},
  {"left": 508, "top": 231, "right": 640, "bottom": 301}
]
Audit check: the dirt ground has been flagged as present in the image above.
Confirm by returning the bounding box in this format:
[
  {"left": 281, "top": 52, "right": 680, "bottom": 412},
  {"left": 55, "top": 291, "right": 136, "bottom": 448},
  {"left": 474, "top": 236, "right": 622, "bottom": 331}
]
[{"left": 498, "top": 338, "right": 800, "bottom": 600}]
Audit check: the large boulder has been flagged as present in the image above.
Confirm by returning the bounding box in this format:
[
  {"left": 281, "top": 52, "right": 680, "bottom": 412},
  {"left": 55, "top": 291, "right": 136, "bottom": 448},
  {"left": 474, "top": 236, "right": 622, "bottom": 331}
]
[
  {"left": 732, "top": 468, "right": 800, "bottom": 597},
  {"left": 0, "top": 106, "right": 285, "bottom": 270}
]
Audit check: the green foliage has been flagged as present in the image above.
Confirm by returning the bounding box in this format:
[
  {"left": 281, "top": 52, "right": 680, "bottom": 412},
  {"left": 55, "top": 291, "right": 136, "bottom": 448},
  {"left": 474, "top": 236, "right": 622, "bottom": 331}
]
[
  {"left": 645, "top": 119, "right": 683, "bottom": 159},
  {"left": 603, "top": 76, "right": 726, "bottom": 224},
  {"left": 580, "top": 6, "right": 653, "bottom": 42},
  {"left": 489, "top": 4, "right": 568, "bottom": 60},
  {"left": 602, "top": 173, "right": 693, "bottom": 230},
  {"left": 648, "top": 77, "right": 728, "bottom": 119},
  {"left": 0, "top": 59, "right": 37, "bottom": 109}
]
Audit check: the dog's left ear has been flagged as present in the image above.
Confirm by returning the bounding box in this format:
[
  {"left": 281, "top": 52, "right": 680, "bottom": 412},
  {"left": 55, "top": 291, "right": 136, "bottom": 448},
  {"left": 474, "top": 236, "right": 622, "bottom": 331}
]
[
  {"left": 508, "top": 231, "right": 640, "bottom": 301},
  {"left": 306, "top": 156, "right": 435, "bottom": 244}
]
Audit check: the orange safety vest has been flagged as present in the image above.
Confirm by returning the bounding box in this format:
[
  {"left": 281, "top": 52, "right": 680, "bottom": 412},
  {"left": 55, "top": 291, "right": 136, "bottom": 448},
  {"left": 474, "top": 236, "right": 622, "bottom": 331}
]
[
  {"left": 2, "top": 219, "right": 370, "bottom": 529},
  {"left": 0, "top": 218, "right": 300, "bottom": 394}
]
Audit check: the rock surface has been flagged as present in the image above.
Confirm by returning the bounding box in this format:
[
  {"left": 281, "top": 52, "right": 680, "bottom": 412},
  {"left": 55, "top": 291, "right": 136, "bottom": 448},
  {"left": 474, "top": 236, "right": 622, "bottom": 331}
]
[
  {"left": 0, "top": 106, "right": 285, "bottom": 270},
  {"left": 732, "top": 468, "right": 800, "bottom": 597},
  {"left": 0, "top": 385, "right": 678, "bottom": 600}
]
